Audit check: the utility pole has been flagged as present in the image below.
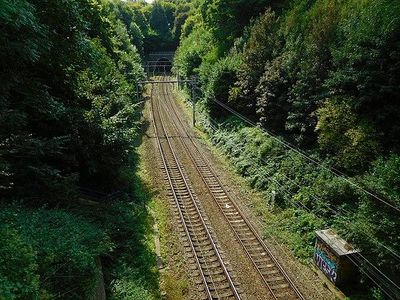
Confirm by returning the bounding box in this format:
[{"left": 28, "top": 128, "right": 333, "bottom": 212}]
[
  {"left": 135, "top": 82, "right": 139, "bottom": 101},
  {"left": 191, "top": 81, "right": 196, "bottom": 127}
]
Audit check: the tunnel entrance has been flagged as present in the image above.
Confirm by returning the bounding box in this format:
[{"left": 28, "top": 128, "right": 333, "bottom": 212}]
[
  {"left": 146, "top": 51, "right": 175, "bottom": 76},
  {"left": 145, "top": 58, "right": 172, "bottom": 76},
  {"left": 156, "top": 58, "right": 172, "bottom": 73}
]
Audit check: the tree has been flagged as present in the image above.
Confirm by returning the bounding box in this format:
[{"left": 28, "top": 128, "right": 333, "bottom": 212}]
[
  {"left": 231, "top": 9, "right": 280, "bottom": 117},
  {"left": 200, "top": 0, "right": 275, "bottom": 55},
  {"left": 0, "top": 0, "right": 144, "bottom": 202},
  {"left": 326, "top": 0, "right": 400, "bottom": 154},
  {"left": 256, "top": 56, "right": 290, "bottom": 133},
  {"left": 149, "top": 2, "right": 171, "bottom": 37}
]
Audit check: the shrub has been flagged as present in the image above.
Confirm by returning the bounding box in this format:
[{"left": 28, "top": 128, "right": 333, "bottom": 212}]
[
  {"left": 232, "top": 9, "right": 281, "bottom": 117},
  {"left": 256, "top": 56, "right": 289, "bottom": 133},
  {"left": 0, "top": 226, "right": 39, "bottom": 300},
  {"left": 316, "top": 97, "right": 380, "bottom": 171},
  {"left": 111, "top": 278, "right": 154, "bottom": 300},
  {"left": 202, "top": 54, "right": 242, "bottom": 118},
  {"left": 362, "top": 155, "right": 400, "bottom": 206},
  {"left": 207, "top": 118, "right": 398, "bottom": 276},
  {"left": 0, "top": 206, "right": 113, "bottom": 299},
  {"left": 326, "top": 0, "right": 400, "bottom": 154},
  {"left": 174, "top": 27, "right": 213, "bottom": 79}
]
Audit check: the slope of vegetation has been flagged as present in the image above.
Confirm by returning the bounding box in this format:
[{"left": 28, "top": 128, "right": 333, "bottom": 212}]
[
  {"left": 175, "top": 0, "right": 400, "bottom": 298},
  {"left": 0, "top": 0, "right": 184, "bottom": 298},
  {"left": 1, "top": 0, "right": 399, "bottom": 298}
]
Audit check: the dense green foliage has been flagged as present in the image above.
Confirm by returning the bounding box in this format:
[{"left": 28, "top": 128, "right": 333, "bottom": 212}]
[
  {"left": 0, "top": 207, "right": 111, "bottom": 299},
  {"left": 177, "top": 0, "right": 400, "bottom": 169},
  {"left": 175, "top": 0, "right": 400, "bottom": 297},
  {"left": 1, "top": 0, "right": 399, "bottom": 297},
  {"left": 0, "top": 0, "right": 163, "bottom": 298},
  {"left": 208, "top": 120, "right": 399, "bottom": 260},
  {"left": 130, "top": 0, "right": 196, "bottom": 53},
  {"left": 0, "top": 0, "right": 145, "bottom": 201}
]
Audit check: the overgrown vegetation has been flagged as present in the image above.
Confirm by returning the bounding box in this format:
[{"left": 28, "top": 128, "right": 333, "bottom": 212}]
[
  {"left": 0, "top": 206, "right": 112, "bottom": 299},
  {"left": 2, "top": 0, "right": 399, "bottom": 298},
  {"left": 0, "top": 0, "right": 187, "bottom": 298},
  {"left": 175, "top": 0, "right": 400, "bottom": 298}
]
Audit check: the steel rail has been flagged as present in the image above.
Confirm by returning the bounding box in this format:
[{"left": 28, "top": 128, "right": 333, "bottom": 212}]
[
  {"left": 151, "top": 81, "right": 241, "bottom": 300},
  {"left": 162, "top": 79, "right": 305, "bottom": 300},
  {"left": 154, "top": 82, "right": 241, "bottom": 299}
]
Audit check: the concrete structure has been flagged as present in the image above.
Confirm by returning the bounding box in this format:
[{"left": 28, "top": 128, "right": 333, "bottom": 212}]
[
  {"left": 145, "top": 52, "right": 175, "bottom": 76},
  {"left": 148, "top": 51, "right": 175, "bottom": 63},
  {"left": 314, "top": 229, "right": 360, "bottom": 286}
]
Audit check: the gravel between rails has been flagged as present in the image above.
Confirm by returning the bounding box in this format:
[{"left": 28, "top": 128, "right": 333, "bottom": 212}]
[
  {"left": 153, "top": 79, "right": 300, "bottom": 299},
  {"left": 141, "top": 91, "right": 204, "bottom": 300},
  {"left": 153, "top": 78, "right": 281, "bottom": 300},
  {"left": 145, "top": 76, "right": 338, "bottom": 299},
  {"left": 153, "top": 82, "right": 241, "bottom": 299}
]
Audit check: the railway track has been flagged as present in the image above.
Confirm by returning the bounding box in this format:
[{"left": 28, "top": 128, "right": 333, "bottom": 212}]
[
  {"left": 157, "top": 77, "right": 305, "bottom": 300},
  {"left": 150, "top": 82, "right": 241, "bottom": 300}
]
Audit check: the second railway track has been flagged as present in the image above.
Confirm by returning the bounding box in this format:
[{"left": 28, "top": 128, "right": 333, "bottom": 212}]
[{"left": 155, "top": 76, "right": 305, "bottom": 300}]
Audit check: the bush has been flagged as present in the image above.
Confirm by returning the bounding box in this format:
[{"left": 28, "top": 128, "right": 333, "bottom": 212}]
[
  {"left": 206, "top": 118, "right": 399, "bottom": 280},
  {"left": 362, "top": 155, "right": 400, "bottom": 207},
  {"left": 89, "top": 200, "right": 159, "bottom": 300},
  {"left": 265, "top": 209, "right": 325, "bottom": 259},
  {"left": 0, "top": 0, "right": 145, "bottom": 202},
  {"left": 316, "top": 97, "right": 380, "bottom": 171},
  {"left": 0, "top": 226, "right": 39, "bottom": 300},
  {"left": 176, "top": 0, "right": 400, "bottom": 295},
  {"left": 201, "top": 54, "right": 242, "bottom": 118},
  {"left": 256, "top": 56, "right": 289, "bottom": 133},
  {"left": 111, "top": 278, "right": 154, "bottom": 300},
  {"left": 232, "top": 9, "right": 281, "bottom": 117},
  {"left": 0, "top": 206, "right": 113, "bottom": 299},
  {"left": 174, "top": 27, "right": 213, "bottom": 79},
  {"left": 326, "top": 0, "right": 400, "bottom": 153}
]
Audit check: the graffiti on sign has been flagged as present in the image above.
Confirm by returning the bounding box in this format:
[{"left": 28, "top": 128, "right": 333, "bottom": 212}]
[{"left": 314, "top": 241, "right": 338, "bottom": 283}]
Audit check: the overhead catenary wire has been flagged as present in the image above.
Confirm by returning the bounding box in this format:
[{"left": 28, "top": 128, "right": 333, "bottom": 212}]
[
  {"left": 207, "top": 97, "right": 400, "bottom": 213},
  {"left": 275, "top": 173, "right": 400, "bottom": 298},
  {"left": 190, "top": 90, "right": 400, "bottom": 254},
  {"left": 318, "top": 231, "right": 400, "bottom": 300},
  {"left": 166, "top": 79, "right": 382, "bottom": 300},
  {"left": 246, "top": 149, "right": 400, "bottom": 261},
  {"left": 203, "top": 100, "right": 400, "bottom": 262},
  {"left": 262, "top": 175, "right": 400, "bottom": 298},
  {"left": 190, "top": 86, "right": 400, "bottom": 219},
  {"left": 162, "top": 79, "right": 305, "bottom": 299},
  {"left": 151, "top": 81, "right": 241, "bottom": 299},
  {"left": 353, "top": 253, "right": 400, "bottom": 296},
  {"left": 235, "top": 129, "right": 400, "bottom": 295},
  {"left": 182, "top": 83, "right": 400, "bottom": 296},
  {"left": 190, "top": 85, "right": 400, "bottom": 217}
]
